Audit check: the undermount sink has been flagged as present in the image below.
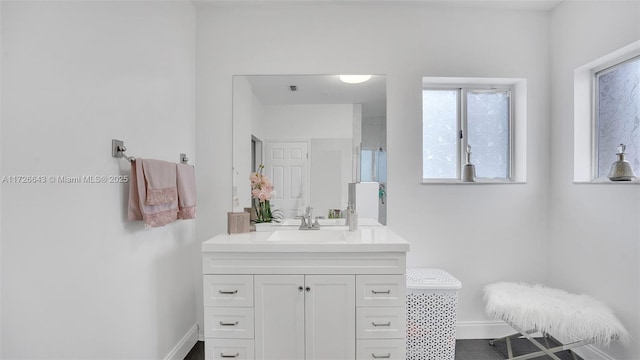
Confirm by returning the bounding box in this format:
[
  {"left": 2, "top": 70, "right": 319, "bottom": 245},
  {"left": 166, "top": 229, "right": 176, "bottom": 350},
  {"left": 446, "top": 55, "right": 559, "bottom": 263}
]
[{"left": 266, "top": 230, "right": 346, "bottom": 242}]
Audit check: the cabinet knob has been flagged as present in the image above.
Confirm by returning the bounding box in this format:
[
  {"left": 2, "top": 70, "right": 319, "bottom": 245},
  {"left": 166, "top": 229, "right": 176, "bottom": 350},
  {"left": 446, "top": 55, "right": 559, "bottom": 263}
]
[
  {"left": 298, "top": 286, "right": 304, "bottom": 292},
  {"left": 305, "top": 286, "right": 311, "bottom": 292}
]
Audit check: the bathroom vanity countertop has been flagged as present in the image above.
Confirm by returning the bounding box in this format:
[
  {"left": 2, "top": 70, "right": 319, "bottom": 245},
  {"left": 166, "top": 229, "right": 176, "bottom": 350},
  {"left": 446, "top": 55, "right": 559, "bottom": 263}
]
[{"left": 201, "top": 226, "right": 410, "bottom": 253}]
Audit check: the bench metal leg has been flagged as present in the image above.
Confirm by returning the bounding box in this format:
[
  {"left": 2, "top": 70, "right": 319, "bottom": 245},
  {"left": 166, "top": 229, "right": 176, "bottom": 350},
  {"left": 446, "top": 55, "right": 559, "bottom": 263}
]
[
  {"left": 490, "top": 322, "right": 594, "bottom": 360},
  {"left": 489, "top": 329, "right": 536, "bottom": 346},
  {"left": 489, "top": 329, "right": 536, "bottom": 359}
]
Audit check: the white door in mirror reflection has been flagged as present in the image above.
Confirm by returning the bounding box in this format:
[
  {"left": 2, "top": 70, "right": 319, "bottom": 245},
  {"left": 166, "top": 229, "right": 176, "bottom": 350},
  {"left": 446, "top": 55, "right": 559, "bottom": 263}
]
[{"left": 265, "top": 141, "right": 309, "bottom": 218}]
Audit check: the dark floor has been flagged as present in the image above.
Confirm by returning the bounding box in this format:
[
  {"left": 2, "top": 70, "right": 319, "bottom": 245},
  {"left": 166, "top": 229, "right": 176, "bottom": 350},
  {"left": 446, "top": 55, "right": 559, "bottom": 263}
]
[
  {"left": 455, "top": 338, "right": 581, "bottom": 360},
  {"left": 185, "top": 337, "right": 581, "bottom": 360},
  {"left": 183, "top": 341, "right": 203, "bottom": 360}
]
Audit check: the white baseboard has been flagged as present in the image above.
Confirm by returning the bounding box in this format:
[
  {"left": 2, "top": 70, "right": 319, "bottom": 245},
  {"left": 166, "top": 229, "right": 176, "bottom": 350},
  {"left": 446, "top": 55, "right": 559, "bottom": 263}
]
[
  {"left": 456, "top": 320, "right": 514, "bottom": 340},
  {"left": 164, "top": 323, "right": 199, "bottom": 360},
  {"left": 198, "top": 324, "right": 205, "bottom": 341},
  {"left": 572, "top": 345, "right": 616, "bottom": 360}
]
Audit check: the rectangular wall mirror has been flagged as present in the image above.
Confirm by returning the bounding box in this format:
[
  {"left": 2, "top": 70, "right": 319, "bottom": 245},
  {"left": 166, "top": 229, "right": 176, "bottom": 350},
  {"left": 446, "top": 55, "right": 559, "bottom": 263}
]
[{"left": 232, "top": 74, "right": 387, "bottom": 224}]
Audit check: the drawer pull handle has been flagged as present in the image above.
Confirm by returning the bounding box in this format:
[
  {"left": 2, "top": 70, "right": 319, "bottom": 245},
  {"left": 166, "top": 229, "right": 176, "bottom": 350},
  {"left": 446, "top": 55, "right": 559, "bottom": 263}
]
[
  {"left": 371, "top": 290, "right": 391, "bottom": 294},
  {"left": 219, "top": 321, "right": 239, "bottom": 326},
  {"left": 372, "top": 353, "right": 391, "bottom": 359},
  {"left": 371, "top": 321, "right": 391, "bottom": 327},
  {"left": 220, "top": 353, "right": 240, "bottom": 358},
  {"left": 219, "top": 290, "right": 238, "bottom": 295}
]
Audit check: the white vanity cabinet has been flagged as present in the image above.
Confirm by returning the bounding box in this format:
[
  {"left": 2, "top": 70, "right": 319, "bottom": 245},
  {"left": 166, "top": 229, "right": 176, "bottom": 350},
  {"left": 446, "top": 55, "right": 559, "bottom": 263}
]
[
  {"left": 254, "top": 274, "right": 355, "bottom": 359},
  {"left": 201, "top": 228, "right": 410, "bottom": 360}
]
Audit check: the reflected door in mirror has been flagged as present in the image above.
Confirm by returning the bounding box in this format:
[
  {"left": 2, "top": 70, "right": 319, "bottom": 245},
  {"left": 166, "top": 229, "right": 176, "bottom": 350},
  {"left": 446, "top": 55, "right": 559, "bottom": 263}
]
[{"left": 265, "top": 141, "right": 309, "bottom": 218}]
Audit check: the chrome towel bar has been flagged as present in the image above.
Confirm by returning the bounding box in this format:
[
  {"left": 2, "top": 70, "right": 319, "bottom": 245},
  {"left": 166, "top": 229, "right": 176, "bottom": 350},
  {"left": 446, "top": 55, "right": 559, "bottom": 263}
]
[{"left": 112, "top": 139, "right": 189, "bottom": 164}]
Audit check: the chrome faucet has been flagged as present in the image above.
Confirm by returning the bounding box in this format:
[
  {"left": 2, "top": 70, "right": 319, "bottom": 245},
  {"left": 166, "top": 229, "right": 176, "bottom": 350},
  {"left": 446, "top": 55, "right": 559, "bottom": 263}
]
[{"left": 299, "top": 206, "right": 320, "bottom": 230}]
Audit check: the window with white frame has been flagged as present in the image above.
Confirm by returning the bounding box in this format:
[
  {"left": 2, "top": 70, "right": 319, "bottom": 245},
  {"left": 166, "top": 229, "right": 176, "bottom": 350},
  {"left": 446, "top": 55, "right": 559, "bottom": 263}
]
[
  {"left": 422, "top": 86, "right": 513, "bottom": 181},
  {"left": 594, "top": 55, "right": 640, "bottom": 179}
]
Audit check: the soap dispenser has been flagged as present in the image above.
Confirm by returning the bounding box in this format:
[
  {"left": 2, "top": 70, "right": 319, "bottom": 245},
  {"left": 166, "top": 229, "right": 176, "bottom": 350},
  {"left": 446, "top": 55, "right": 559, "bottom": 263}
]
[
  {"left": 347, "top": 205, "right": 358, "bottom": 232},
  {"left": 462, "top": 145, "right": 476, "bottom": 182},
  {"left": 608, "top": 143, "right": 636, "bottom": 181}
]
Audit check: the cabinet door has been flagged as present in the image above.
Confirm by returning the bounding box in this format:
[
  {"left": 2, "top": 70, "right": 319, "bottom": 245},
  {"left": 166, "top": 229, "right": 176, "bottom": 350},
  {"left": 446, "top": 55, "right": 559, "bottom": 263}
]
[
  {"left": 254, "top": 275, "right": 305, "bottom": 360},
  {"left": 305, "top": 275, "right": 356, "bottom": 360}
]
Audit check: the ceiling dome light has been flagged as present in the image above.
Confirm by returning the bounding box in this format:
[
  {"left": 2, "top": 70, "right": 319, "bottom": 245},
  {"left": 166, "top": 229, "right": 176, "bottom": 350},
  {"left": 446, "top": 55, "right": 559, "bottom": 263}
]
[{"left": 339, "top": 75, "right": 372, "bottom": 84}]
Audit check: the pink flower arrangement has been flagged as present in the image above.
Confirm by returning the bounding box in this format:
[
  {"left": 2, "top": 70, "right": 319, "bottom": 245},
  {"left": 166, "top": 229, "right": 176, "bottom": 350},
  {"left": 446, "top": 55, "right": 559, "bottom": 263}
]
[
  {"left": 250, "top": 165, "right": 277, "bottom": 223},
  {"left": 250, "top": 164, "right": 274, "bottom": 203}
]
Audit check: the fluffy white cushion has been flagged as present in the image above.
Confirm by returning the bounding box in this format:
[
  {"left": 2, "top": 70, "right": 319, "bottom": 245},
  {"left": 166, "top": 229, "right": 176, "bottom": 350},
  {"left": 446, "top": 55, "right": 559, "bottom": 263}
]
[{"left": 484, "top": 282, "right": 629, "bottom": 346}]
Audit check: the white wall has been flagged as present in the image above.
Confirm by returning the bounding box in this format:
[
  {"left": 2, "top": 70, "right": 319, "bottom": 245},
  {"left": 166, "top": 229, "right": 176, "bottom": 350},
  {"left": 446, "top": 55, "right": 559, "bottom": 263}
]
[
  {"left": 362, "top": 115, "right": 386, "bottom": 151},
  {"left": 262, "top": 104, "right": 354, "bottom": 140},
  {"left": 1, "top": 1, "right": 197, "bottom": 358},
  {"left": 549, "top": 2, "right": 640, "bottom": 358},
  {"left": 196, "top": 2, "right": 550, "bottom": 338}
]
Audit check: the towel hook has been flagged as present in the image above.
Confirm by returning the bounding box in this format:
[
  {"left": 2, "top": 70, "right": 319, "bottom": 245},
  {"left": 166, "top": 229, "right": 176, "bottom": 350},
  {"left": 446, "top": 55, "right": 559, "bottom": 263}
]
[
  {"left": 180, "top": 153, "right": 189, "bottom": 164},
  {"left": 112, "top": 139, "right": 135, "bottom": 162}
]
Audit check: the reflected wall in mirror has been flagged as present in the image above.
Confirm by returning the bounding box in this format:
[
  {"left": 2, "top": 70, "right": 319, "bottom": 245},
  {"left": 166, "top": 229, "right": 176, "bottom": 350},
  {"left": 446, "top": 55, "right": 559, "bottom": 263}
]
[{"left": 232, "top": 75, "right": 387, "bottom": 224}]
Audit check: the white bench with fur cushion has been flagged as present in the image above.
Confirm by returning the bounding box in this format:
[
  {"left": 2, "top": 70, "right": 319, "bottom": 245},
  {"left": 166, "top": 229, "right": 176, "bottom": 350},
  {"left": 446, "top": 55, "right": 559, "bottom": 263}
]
[{"left": 484, "top": 282, "right": 628, "bottom": 360}]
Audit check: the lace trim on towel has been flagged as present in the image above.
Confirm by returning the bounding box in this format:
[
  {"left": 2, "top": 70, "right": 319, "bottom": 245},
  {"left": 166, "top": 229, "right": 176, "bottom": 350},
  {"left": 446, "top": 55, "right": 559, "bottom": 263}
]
[
  {"left": 144, "top": 208, "right": 178, "bottom": 228},
  {"left": 178, "top": 206, "right": 196, "bottom": 220},
  {"left": 146, "top": 188, "right": 177, "bottom": 206}
]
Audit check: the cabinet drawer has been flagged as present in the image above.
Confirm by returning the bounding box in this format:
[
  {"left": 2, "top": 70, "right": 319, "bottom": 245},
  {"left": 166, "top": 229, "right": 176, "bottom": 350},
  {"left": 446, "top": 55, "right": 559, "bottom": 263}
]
[
  {"left": 206, "top": 339, "right": 255, "bottom": 360},
  {"left": 356, "top": 307, "right": 406, "bottom": 339},
  {"left": 204, "top": 275, "right": 253, "bottom": 307},
  {"left": 356, "top": 275, "right": 406, "bottom": 307},
  {"left": 204, "top": 308, "right": 254, "bottom": 339},
  {"left": 356, "top": 339, "right": 406, "bottom": 360}
]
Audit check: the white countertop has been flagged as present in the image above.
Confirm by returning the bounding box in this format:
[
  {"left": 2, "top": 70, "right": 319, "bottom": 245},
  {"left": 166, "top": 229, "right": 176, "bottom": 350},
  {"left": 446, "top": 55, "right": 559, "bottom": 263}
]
[{"left": 201, "top": 226, "right": 411, "bottom": 253}]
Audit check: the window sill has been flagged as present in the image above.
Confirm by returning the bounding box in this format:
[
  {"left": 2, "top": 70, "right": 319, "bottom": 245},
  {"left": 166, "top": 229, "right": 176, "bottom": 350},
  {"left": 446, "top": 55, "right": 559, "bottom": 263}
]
[
  {"left": 421, "top": 180, "right": 526, "bottom": 185},
  {"left": 573, "top": 179, "right": 640, "bottom": 185}
]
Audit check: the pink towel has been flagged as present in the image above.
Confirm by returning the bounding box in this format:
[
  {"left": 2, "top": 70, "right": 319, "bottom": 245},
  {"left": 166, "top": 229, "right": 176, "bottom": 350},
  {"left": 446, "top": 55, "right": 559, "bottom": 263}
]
[
  {"left": 176, "top": 163, "right": 196, "bottom": 219},
  {"left": 128, "top": 159, "right": 178, "bottom": 227},
  {"left": 141, "top": 159, "right": 177, "bottom": 205},
  {"left": 128, "top": 162, "right": 143, "bottom": 221}
]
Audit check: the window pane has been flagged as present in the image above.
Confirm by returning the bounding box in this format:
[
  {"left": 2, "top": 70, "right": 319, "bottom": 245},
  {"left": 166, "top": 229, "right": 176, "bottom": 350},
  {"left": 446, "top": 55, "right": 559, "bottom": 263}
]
[
  {"left": 423, "top": 90, "right": 458, "bottom": 179},
  {"left": 596, "top": 56, "right": 640, "bottom": 178},
  {"left": 466, "top": 91, "right": 510, "bottom": 179}
]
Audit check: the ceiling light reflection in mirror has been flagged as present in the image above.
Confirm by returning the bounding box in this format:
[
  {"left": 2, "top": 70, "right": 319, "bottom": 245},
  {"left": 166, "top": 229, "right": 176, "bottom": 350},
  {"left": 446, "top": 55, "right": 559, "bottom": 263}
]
[{"left": 339, "top": 74, "right": 373, "bottom": 84}]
